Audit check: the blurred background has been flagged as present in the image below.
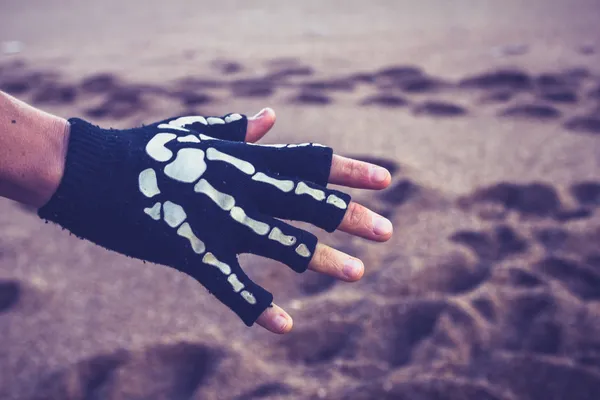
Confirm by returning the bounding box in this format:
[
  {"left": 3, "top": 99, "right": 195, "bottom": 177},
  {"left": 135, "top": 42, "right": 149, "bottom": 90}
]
[{"left": 1, "top": 0, "right": 600, "bottom": 399}]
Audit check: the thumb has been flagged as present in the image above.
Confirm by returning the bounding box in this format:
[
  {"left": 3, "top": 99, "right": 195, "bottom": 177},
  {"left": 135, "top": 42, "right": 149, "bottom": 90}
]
[{"left": 245, "top": 108, "right": 276, "bottom": 143}]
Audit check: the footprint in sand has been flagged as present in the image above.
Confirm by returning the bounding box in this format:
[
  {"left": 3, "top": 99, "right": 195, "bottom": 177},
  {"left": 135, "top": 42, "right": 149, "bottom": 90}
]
[
  {"left": 175, "top": 77, "right": 224, "bottom": 90},
  {"left": 371, "top": 65, "right": 424, "bottom": 88},
  {"left": 398, "top": 76, "right": 450, "bottom": 93},
  {"left": 230, "top": 78, "right": 275, "bottom": 98},
  {"left": 210, "top": 59, "right": 244, "bottom": 75},
  {"left": 534, "top": 257, "right": 600, "bottom": 300},
  {"left": 536, "top": 72, "right": 585, "bottom": 90},
  {"left": 415, "top": 253, "right": 490, "bottom": 295},
  {"left": 171, "top": 90, "right": 214, "bottom": 107},
  {"left": 500, "top": 266, "right": 545, "bottom": 288},
  {"left": 554, "top": 208, "right": 593, "bottom": 222},
  {"left": 234, "top": 382, "right": 293, "bottom": 400},
  {"left": 369, "top": 66, "right": 451, "bottom": 94},
  {"left": 449, "top": 224, "right": 529, "bottom": 262},
  {"left": 470, "top": 351, "right": 600, "bottom": 400},
  {"left": 588, "top": 85, "right": 600, "bottom": 100},
  {"left": 535, "top": 227, "right": 569, "bottom": 252},
  {"left": 499, "top": 104, "right": 562, "bottom": 120},
  {"left": 564, "top": 116, "right": 600, "bottom": 135},
  {"left": 539, "top": 90, "right": 578, "bottom": 103},
  {"left": 498, "top": 291, "right": 562, "bottom": 354},
  {"left": 462, "top": 182, "right": 562, "bottom": 218},
  {"left": 341, "top": 377, "right": 510, "bottom": 400},
  {"left": 0, "top": 279, "right": 20, "bottom": 313},
  {"left": 289, "top": 91, "right": 332, "bottom": 105},
  {"left": 31, "top": 83, "right": 78, "bottom": 105},
  {"left": 571, "top": 182, "right": 600, "bottom": 207},
  {"left": 360, "top": 94, "right": 409, "bottom": 108},
  {"left": 0, "top": 62, "right": 58, "bottom": 96},
  {"left": 85, "top": 86, "right": 149, "bottom": 119},
  {"left": 378, "top": 180, "right": 420, "bottom": 205},
  {"left": 80, "top": 73, "right": 118, "bottom": 93},
  {"left": 276, "top": 320, "right": 358, "bottom": 365},
  {"left": 267, "top": 64, "right": 315, "bottom": 81},
  {"left": 459, "top": 69, "right": 532, "bottom": 91},
  {"left": 299, "top": 272, "right": 337, "bottom": 295},
  {"left": 33, "top": 342, "right": 222, "bottom": 400},
  {"left": 413, "top": 101, "right": 468, "bottom": 117},
  {"left": 300, "top": 78, "right": 355, "bottom": 92},
  {"left": 480, "top": 90, "right": 514, "bottom": 104}
]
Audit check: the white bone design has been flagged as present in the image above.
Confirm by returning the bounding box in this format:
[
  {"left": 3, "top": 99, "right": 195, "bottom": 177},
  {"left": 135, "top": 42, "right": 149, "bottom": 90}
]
[
  {"left": 163, "top": 201, "right": 187, "bottom": 228},
  {"left": 139, "top": 168, "right": 161, "bottom": 198},
  {"left": 296, "top": 244, "right": 311, "bottom": 258},
  {"left": 269, "top": 227, "right": 297, "bottom": 246},
  {"left": 157, "top": 124, "right": 190, "bottom": 132},
  {"left": 177, "top": 222, "right": 205, "bottom": 254},
  {"left": 252, "top": 173, "right": 294, "bottom": 192},
  {"left": 167, "top": 116, "right": 207, "bottom": 128},
  {"left": 138, "top": 117, "right": 345, "bottom": 307},
  {"left": 144, "top": 202, "right": 161, "bottom": 220},
  {"left": 224, "top": 113, "right": 242, "bottom": 123},
  {"left": 227, "top": 274, "right": 244, "bottom": 292},
  {"left": 202, "top": 253, "right": 254, "bottom": 300},
  {"left": 250, "top": 143, "right": 287, "bottom": 148},
  {"left": 241, "top": 291, "right": 257, "bottom": 304},
  {"left": 248, "top": 142, "right": 326, "bottom": 149},
  {"left": 206, "top": 148, "right": 255, "bottom": 175},
  {"left": 164, "top": 148, "right": 206, "bottom": 183},
  {"left": 203, "top": 252, "right": 232, "bottom": 275},
  {"left": 146, "top": 133, "right": 177, "bottom": 162},
  {"left": 194, "top": 179, "right": 236, "bottom": 211},
  {"left": 230, "top": 206, "right": 270, "bottom": 235},
  {"left": 207, "top": 117, "right": 225, "bottom": 125},
  {"left": 327, "top": 194, "right": 347, "bottom": 209},
  {"left": 295, "top": 182, "right": 326, "bottom": 201},
  {"left": 177, "top": 135, "right": 201, "bottom": 143}
]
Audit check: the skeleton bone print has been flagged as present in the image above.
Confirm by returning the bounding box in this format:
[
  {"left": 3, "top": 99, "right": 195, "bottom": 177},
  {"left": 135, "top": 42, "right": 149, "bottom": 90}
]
[
  {"left": 137, "top": 114, "right": 349, "bottom": 309},
  {"left": 38, "top": 112, "right": 351, "bottom": 325}
]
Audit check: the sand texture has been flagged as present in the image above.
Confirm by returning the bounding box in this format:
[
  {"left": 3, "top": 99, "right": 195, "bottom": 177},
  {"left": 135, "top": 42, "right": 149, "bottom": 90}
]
[{"left": 1, "top": 0, "right": 600, "bottom": 399}]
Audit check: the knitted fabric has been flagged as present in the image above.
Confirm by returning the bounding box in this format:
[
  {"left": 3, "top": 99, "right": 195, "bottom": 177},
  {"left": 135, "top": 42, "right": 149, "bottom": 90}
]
[{"left": 38, "top": 114, "right": 351, "bottom": 326}]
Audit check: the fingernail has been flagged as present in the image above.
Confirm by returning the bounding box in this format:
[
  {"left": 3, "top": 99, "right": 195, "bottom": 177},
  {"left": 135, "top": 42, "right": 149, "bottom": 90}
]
[
  {"left": 373, "top": 216, "right": 393, "bottom": 236},
  {"left": 370, "top": 166, "right": 388, "bottom": 184},
  {"left": 343, "top": 258, "right": 363, "bottom": 279},
  {"left": 273, "top": 315, "right": 288, "bottom": 332},
  {"left": 252, "top": 108, "right": 268, "bottom": 119}
]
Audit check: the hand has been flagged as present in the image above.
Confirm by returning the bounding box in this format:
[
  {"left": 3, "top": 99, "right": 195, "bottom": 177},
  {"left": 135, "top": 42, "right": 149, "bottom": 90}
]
[{"left": 38, "top": 108, "right": 393, "bottom": 334}]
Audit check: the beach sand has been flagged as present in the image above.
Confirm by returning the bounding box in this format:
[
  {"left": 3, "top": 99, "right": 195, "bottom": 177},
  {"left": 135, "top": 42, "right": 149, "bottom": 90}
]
[{"left": 1, "top": 0, "right": 600, "bottom": 398}]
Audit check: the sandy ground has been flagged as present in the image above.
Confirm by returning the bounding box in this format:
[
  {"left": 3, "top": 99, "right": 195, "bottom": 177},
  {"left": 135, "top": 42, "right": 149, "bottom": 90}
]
[{"left": 1, "top": 0, "right": 600, "bottom": 399}]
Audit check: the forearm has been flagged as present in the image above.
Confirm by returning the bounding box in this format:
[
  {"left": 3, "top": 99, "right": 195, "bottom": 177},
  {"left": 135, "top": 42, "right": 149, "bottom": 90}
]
[{"left": 0, "top": 91, "right": 69, "bottom": 207}]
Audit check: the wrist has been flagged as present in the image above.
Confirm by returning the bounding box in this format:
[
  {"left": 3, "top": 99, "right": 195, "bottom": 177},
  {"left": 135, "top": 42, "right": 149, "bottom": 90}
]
[
  {"left": 0, "top": 91, "right": 70, "bottom": 207},
  {"left": 31, "top": 116, "right": 71, "bottom": 207}
]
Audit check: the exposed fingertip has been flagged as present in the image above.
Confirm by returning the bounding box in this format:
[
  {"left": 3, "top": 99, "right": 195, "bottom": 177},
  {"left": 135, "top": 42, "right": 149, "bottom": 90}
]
[
  {"left": 369, "top": 165, "right": 391, "bottom": 187},
  {"left": 373, "top": 215, "right": 393, "bottom": 238},
  {"left": 273, "top": 314, "right": 288, "bottom": 333},
  {"left": 343, "top": 258, "right": 364, "bottom": 281},
  {"left": 251, "top": 108, "right": 268, "bottom": 120}
]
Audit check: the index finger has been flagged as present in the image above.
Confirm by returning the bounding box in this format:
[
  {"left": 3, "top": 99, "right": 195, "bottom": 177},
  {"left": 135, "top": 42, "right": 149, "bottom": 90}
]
[{"left": 329, "top": 155, "right": 392, "bottom": 189}]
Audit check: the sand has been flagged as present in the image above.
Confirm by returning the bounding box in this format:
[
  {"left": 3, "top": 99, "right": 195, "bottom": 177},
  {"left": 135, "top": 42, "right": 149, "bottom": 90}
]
[{"left": 1, "top": 0, "right": 600, "bottom": 399}]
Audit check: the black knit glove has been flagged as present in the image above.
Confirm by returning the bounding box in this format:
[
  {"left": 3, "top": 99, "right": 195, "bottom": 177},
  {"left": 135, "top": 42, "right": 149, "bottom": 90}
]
[{"left": 38, "top": 114, "right": 351, "bottom": 326}]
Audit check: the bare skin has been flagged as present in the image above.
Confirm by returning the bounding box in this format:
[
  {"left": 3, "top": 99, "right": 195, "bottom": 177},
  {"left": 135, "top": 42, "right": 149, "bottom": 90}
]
[{"left": 0, "top": 93, "right": 392, "bottom": 335}]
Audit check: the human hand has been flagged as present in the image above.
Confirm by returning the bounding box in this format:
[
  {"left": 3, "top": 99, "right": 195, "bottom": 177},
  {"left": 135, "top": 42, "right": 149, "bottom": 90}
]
[{"left": 38, "top": 108, "right": 393, "bottom": 334}]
